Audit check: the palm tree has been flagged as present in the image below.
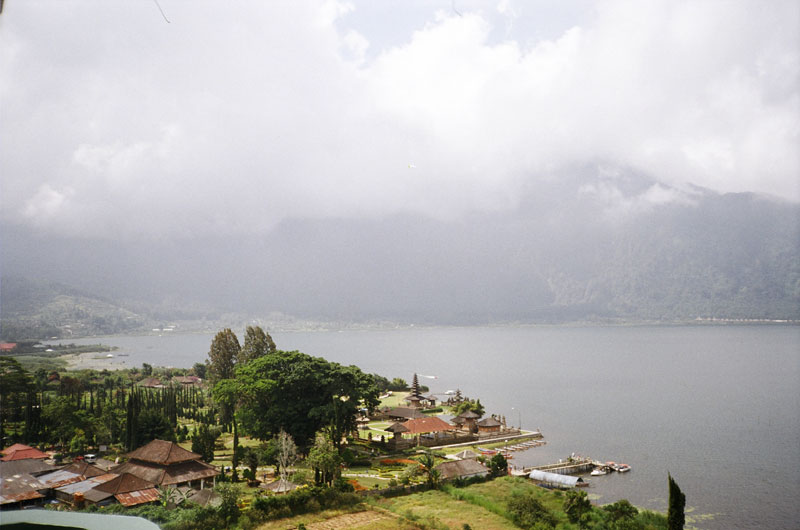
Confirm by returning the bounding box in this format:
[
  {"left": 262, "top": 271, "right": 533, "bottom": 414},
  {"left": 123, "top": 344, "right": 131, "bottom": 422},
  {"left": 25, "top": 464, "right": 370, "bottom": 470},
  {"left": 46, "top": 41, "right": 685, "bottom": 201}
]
[{"left": 418, "top": 451, "right": 440, "bottom": 487}]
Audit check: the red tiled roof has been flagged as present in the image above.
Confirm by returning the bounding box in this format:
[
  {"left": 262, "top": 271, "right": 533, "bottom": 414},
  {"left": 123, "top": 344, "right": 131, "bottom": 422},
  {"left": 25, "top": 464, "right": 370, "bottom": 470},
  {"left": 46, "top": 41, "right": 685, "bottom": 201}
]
[
  {"left": 399, "top": 416, "right": 455, "bottom": 434},
  {"left": 126, "top": 439, "right": 201, "bottom": 464},
  {"left": 0, "top": 444, "right": 48, "bottom": 461},
  {"left": 0, "top": 343, "right": 17, "bottom": 351}
]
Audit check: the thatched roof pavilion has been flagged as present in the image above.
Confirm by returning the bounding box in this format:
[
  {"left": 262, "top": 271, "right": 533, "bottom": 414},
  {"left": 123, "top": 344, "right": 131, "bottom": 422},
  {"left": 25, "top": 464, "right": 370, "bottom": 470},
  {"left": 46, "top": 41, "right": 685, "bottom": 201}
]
[{"left": 112, "top": 440, "right": 218, "bottom": 489}]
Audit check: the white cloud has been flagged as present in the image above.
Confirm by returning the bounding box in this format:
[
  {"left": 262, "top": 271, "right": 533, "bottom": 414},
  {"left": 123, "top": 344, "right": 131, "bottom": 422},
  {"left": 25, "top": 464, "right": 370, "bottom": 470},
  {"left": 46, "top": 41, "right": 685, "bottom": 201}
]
[{"left": 0, "top": 0, "right": 797, "bottom": 238}]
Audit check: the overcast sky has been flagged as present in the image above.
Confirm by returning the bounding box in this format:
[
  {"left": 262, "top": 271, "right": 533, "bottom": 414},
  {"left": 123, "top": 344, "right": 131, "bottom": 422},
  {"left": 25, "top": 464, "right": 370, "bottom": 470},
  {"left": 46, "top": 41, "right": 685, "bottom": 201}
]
[{"left": 1, "top": 0, "right": 798, "bottom": 241}]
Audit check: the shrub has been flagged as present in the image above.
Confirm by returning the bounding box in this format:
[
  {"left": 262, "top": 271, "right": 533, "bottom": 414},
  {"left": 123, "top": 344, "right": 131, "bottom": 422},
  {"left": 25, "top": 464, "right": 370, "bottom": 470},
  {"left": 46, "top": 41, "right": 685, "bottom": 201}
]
[{"left": 507, "top": 490, "right": 557, "bottom": 529}]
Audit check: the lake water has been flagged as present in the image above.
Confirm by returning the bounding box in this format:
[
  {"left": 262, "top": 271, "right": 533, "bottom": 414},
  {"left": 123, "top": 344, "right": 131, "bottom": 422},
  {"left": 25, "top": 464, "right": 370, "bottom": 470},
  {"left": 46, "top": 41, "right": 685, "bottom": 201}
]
[{"left": 72, "top": 325, "right": 800, "bottom": 529}]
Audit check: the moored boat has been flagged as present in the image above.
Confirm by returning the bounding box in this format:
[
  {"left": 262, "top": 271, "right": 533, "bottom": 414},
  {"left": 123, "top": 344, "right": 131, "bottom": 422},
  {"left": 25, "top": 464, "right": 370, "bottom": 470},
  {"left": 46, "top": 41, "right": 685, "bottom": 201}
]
[{"left": 590, "top": 466, "right": 609, "bottom": 476}]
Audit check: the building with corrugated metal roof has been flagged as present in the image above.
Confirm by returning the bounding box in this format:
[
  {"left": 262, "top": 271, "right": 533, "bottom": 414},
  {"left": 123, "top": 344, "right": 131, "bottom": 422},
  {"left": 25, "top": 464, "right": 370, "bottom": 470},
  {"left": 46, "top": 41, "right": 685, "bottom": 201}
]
[{"left": 528, "top": 469, "right": 584, "bottom": 488}]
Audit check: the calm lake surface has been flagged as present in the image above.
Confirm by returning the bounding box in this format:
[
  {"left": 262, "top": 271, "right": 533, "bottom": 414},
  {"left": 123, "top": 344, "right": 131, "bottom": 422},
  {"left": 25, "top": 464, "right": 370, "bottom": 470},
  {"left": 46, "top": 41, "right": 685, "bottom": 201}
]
[{"left": 73, "top": 325, "right": 800, "bottom": 529}]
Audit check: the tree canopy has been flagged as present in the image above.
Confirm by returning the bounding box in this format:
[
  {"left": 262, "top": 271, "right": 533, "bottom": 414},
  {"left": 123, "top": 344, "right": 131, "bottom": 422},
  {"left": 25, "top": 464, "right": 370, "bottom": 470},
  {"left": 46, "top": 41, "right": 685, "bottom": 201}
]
[
  {"left": 235, "top": 350, "right": 379, "bottom": 449},
  {"left": 239, "top": 325, "right": 276, "bottom": 363},
  {"left": 206, "top": 328, "right": 241, "bottom": 385}
]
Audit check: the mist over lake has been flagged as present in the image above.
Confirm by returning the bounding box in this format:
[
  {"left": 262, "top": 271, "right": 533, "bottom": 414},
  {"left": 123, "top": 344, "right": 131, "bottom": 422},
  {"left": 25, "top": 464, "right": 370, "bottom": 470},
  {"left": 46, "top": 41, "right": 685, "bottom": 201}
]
[{"left": 73, "top": 324, "right": 800, "bottom": 529}]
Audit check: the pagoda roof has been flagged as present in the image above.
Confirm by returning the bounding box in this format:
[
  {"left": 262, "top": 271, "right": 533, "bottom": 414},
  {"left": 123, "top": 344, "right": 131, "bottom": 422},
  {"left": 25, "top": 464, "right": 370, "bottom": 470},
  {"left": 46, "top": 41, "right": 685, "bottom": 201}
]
[
  {"left": 112, "top": 458, "right": 218, "bottom": 486},
  {"left": 385, "top": 422, "right": 410, "bottom": 434},
  {"left": 126, "top": 439, "right": 201, "bottom": 465},
  {"left": 93, "top": 472, "right": 155, "bottom": 494}
]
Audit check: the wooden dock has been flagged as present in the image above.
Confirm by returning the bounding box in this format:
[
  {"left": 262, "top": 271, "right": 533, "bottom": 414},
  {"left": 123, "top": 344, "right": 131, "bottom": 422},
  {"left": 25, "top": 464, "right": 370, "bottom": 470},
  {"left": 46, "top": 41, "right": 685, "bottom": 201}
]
[{"left": 522, "top": 458, "right": 597, "bottom": 476}]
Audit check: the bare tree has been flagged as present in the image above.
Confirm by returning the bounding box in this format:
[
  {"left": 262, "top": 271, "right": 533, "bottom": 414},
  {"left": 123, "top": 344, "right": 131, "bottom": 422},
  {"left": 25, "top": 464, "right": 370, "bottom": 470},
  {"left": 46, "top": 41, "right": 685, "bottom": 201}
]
[{"left": 276, "top": 429, "right": 297, "bottom": 482}]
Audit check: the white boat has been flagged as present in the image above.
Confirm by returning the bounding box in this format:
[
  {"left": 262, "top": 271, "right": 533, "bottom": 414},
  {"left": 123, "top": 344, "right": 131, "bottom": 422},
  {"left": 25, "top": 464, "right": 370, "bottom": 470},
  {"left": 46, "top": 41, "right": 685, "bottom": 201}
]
[
  {"left": 590, "top": 467, "right": 609, "bottom": 476},
  {"left": 616, "top": 464, "right": 631, "bottom": 473}
]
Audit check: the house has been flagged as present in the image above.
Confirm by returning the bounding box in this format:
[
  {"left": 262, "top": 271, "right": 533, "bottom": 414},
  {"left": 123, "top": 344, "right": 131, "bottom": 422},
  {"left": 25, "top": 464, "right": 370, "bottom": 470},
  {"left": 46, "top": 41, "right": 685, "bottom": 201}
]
[
  {"left": 0, "top": 443, "right": 49, "bottom": 462},
  {"left": 435, "top": 459, "right": 490, "bottom": 481},
  {"left": 136, "top": 377, "right": 164, "bottom": 388},
  {"left": 54, "top": 473, "right": 118, "bottom": 505},
  {"left": 112, "top": 439, "right": 218, "bottom": 489},
  {"left": 384, "top": 416, "right": 458, "bottom": 447},
  {"left": 0, "top": 458, "right": 56, "bottom": 478},
  {"left": 453, "top": 410, "right": 480, "bottom": 432},
  {"left": 0, "top": 343, "right": 17, "bottom": 353},
  {"left": 36, "top": 462, "right": 105, "bottom": 490},
  {"left": 172, "top": 375, "right": 202, "bottom": 386},
  {"left": 85, "top": 473, "right": 159, "bottom": 507},
  {"left": 477, "top": 417, "right": 502, "bottom": 433},
  {"left": 450, "top": 449, "right": 480, "bottom": 460},
  {"left": 259, "top": 477, "right": 299, "bottom": 494},
  {"left": 528, "top": 469, "right": 584, "bottom": 488},
  {"left": 0, "top": 472, "right": 46, "bottom": 509},
  {"left": 383, "top": 407, "right": 425, "bottom": 421}
]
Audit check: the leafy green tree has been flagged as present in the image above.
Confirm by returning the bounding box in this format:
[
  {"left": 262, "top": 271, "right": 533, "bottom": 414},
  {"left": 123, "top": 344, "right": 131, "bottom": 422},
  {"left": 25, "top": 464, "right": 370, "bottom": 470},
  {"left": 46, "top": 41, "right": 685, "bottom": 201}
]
[
  {"left": 43, "top": 396, "right": 86, "bottom": 448},
  {"left": 388, "top": 377, "right": 407, "bottom": 391},
  {"left": 215, "top": 483, "right": 241, "bottom": 523},
  {"left": 0, "top": 357, "right": 33, "bottom": 424},
  {"left": 69, "top": 429, "right": 88, "bottom": 454},
  {"left": 191, "top": 424, "right": 218, "bottom": 463},
  {"left": 192, "top": 362, "right": 207, "bottom": 379},
  {"left": 206, "top": 329, "right": 240, "bottom": 385},
  {"left": 142, "top": 363, "right": 153, "bottom": 376},
  {"left": 235, "top": 350, "right": 379, "bottom": 449},
  {"left": 136, "top": 409, "right": 175, "bottom": 446},
  {"left": 245, "top": 448, "right": 260, "bottom": 480},
  {"left": 668, "top": 473, "right": 686, "bottom": 530},
  {"left": 603, "top": 499, "right": 638, "bottom": 524},
  {"left": 306, "top": 432, "right": 341, "bottom": 486},
  {"left": 564, "top": 490, "right": 592, "bottom": 526},
  {"left": 239, "top": 325, "right": 276, "bottom": 363},
  {"left": 452, "top": 399, "right": 485, "bottom": 417},
  {"left": 507, "top": 490, "right": 557, "bottom": 529},
  {"left": 489, "top": 453, "right": 508, "bottom": 477}
]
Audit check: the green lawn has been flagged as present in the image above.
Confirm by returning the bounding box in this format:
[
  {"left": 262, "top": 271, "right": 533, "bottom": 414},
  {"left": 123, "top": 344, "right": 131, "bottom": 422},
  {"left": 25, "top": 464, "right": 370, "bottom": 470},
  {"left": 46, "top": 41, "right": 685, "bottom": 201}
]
[{"left": 374, "top": 488, "right": 520, "bottom": 530}]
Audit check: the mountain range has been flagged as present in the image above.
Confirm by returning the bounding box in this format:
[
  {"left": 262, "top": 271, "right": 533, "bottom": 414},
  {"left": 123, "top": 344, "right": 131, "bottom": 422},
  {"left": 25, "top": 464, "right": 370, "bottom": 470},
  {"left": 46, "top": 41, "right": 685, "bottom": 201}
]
[{"left": 2, "top": 170, "right": 798, "bottom": 339}]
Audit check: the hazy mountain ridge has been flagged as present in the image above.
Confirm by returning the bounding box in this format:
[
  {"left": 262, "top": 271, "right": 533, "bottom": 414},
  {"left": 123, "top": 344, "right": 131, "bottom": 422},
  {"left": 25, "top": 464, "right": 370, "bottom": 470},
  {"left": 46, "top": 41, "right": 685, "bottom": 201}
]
[
  {"left": 2, "top": 173, "right": 798, "bottom": 332},
  {"left": 0, "top": 276, "right": 149, "bottom": 339}
]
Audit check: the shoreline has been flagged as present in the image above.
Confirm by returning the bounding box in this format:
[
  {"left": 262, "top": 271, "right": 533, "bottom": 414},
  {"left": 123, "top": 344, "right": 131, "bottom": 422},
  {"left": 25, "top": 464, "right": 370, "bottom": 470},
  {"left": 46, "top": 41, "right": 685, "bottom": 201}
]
[{"left": 61, "top": 351, "right": 130, "bottom": 371}]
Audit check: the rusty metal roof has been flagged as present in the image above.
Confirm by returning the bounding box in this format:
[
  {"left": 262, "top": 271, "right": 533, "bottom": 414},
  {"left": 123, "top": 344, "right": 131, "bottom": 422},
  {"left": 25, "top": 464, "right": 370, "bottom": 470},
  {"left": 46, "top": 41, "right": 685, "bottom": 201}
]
[
  {"left": 0, "top": 473, "right": 46, "bottom": 505},
  {"left": 56, "top": 473, "right": 118, "bottom": 495},
  {"left": 126, "top": 439, "right": 201, "bottom": 464},
  {"left": 115, "top": 487, "right": 160, "bottom": 506},
  {"left": 0, "top": 488, "right": 45, "bottom": 504},
  {"left": 35, "top": 469, "right": 84, "bottom": 489}
]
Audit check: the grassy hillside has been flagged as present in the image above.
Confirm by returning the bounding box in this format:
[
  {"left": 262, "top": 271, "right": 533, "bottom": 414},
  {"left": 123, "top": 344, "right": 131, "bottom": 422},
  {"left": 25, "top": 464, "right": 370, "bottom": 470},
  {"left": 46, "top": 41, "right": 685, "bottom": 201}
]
[{"left": 0, "top": 276, "right": 148, "bottom": 340}]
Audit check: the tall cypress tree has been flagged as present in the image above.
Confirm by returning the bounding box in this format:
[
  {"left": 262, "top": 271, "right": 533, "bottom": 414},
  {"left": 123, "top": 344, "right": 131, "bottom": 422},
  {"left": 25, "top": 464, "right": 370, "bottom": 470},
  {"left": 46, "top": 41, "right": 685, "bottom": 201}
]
[{"left": 668, "top": 473, "right": 686, "bottom": 530}]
